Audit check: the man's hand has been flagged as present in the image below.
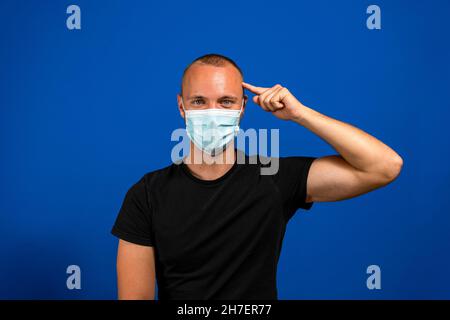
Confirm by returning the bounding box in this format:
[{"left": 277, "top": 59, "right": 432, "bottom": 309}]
[{"left": 242, "top": 82, "right": 306, "bottom": 121}]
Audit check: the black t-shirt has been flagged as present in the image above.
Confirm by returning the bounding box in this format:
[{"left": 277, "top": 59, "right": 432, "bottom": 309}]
[{"left": 111, "top": 151, "right": 316, "bottom": 300}]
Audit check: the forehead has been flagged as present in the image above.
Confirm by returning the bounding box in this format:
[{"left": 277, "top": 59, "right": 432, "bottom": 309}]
[{"left": 182, "top": 63, "right": 243, "bottom": 97}]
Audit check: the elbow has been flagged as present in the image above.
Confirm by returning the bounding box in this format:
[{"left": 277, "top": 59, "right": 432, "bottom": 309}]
[{"left": 381, "top": 153, "right": 403, "bottom": 184}]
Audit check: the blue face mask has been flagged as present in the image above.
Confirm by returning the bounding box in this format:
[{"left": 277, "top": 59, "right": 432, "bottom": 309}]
[{"left": 181, "top": 98, "right": 244, "bottom": 156}]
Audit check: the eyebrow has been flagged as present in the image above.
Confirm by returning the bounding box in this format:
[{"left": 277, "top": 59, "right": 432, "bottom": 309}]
[
  {"left": 188, "top": 95, "right": 207, "bottom": 100},
  {"left": 219, "top": 95, "right": 239, "bottom": 101},
  {"left": 187, "top": 95, "right": 239, "bottom": 101}
]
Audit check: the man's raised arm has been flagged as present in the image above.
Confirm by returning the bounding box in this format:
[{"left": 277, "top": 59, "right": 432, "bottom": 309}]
[{"left": 243, "top": 82, "right": 403, "bottom": 202}]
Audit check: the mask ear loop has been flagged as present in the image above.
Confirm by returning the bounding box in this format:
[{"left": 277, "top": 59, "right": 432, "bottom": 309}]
[
  {"left": 239, "top": 98, "right": 244, "bottom": 114},
  {"left": 181, "top": 97, "right": 190, "bottom": 135},
  {"left": 180, "top": 97, "right": 187, "bottom": 113},
  {"left": 235, "top": 98, "right": 245, "bottom": 135}
]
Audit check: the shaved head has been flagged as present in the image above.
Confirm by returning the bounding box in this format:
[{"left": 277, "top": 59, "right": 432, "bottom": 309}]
[{"left": 181, "top": 54, "right": 244, "bottom": 95}]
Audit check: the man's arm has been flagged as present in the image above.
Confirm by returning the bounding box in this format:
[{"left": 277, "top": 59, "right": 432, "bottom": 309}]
[
  {"left": 297, "top": 109, "right": 403, "bottom": 202},
  {"left": 242, "top": 82, "right": 403, "bottom": 202},
  {"left": 116, "top": 239, "right": 156, "bottom": 300}
]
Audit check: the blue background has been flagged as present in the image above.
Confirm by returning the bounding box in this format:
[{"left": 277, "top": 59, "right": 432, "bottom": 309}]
[{"left": 0, "top": 0, "right": 449, "bottom": 299}]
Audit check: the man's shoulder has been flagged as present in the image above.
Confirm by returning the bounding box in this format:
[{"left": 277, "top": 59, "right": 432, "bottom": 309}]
[
  {"left": 242, "top": 152, "right": 317, "bottom": 177},
  {"left": 119, "top": 163, "right": 179, "bottom": 204},
  {"left": 139, "top": 162, "right": 179, "bottom": 187}
]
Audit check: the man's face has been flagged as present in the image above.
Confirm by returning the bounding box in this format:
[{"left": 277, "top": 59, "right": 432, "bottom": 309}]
[{"left": 178, "top": 63, "right": 247, "bottom": 117}]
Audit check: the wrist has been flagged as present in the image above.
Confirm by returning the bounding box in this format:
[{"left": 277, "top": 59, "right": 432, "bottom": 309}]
[{"left": 291, "top": 103, "right": 310, "bottom": 125}]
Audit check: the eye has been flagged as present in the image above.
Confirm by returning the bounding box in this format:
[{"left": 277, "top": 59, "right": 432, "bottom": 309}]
[
  {"left": 192, "top": 99, "right": 204, "bottom": 105},
  {"left": 221, "top": 99, "right": 235, "bottom": 106}
]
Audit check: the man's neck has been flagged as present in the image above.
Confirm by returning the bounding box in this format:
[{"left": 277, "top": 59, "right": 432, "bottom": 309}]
[{"left": 183, "top": 144, "right": 236, "bottom": 181}]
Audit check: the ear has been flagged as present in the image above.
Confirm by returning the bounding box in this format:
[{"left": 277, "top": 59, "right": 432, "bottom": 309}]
[
  {"left": 177, "top": 93, "right": 185, "bottom": 119},
  {"left": 240, "top": 94, "right": 248, "bottom": 118}
]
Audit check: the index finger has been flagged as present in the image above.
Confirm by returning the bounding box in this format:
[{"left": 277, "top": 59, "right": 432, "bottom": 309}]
[{"left": 242, "top": 82, "right": 269, "bottom": 95}]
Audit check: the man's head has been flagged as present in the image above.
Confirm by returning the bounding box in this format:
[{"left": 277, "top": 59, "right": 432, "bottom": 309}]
[{"left": 178, "top": 54, "right": 247, "bottom": 117}]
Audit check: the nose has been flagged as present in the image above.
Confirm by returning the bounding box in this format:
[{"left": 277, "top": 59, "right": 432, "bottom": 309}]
[{"left": 207, "top": 102, "right": 222, "bottom": 109}]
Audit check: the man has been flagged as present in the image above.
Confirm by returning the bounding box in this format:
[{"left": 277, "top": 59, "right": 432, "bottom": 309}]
[{"left": 111, "top": 53, "right": 403, "bottom": 300}]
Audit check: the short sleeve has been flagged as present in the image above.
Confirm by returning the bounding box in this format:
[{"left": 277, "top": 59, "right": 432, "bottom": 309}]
[
  {"left": 111, "top": 176, "right": 154, "bottom": 246},
  {"left": 272, "top": 156, "right": 316, "bottom": 222}
]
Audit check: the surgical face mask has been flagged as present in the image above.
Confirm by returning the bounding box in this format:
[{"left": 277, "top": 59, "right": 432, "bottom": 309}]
[{"left": 181, "top": 98, "right": 244, "bottom": 156}]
